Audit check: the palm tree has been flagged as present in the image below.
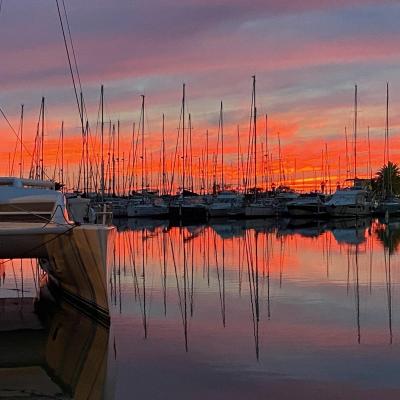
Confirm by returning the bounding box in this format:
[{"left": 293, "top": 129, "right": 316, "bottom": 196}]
[{"left": 374, "top": 161, "right": 400, "bottom": 197}]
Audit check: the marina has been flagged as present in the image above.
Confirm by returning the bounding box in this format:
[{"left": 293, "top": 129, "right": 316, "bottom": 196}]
[
  {"left": 1, "top": 218, "right": 400, "bottom": 398},
  {"left": 1, "top": 1, "right": 400, "bottom": 399}
]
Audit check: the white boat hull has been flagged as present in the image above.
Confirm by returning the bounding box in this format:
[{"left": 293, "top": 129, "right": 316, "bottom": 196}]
[
  {"left": 0, "top": 222, "right": 115, "bottom": 319},
  {"left": 127, "top": 204, "right": 169, "bottom": 218}
]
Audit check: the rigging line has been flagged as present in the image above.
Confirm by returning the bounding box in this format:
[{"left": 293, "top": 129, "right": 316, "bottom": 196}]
[
  {"left": 61, "top": 0, "right": 90, "bottom": 128},
  {"left": 55, "top": 0, "right": 83, "bottom": 127},
  {"left": 0, "top": 106, "right": 52, "bottom": 181},
  {"left": 10, "top": 113, "right": 22, "bottom": 176},
  {"left": 52, "top": 123, "right": 63, "bottom": 180},
  {"left": 61, "top": 0, "right": 83, "bottom": 96},
  {"left": 0, "top": 106, "right": 33, "bottom": 158},
  {"left": 169, "top": 104, "right": 183, "bottom": 194}
]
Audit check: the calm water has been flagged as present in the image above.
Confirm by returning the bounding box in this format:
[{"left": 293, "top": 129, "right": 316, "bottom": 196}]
[{"left": 1, "top": 217, "right": 400, "bottom": 399}]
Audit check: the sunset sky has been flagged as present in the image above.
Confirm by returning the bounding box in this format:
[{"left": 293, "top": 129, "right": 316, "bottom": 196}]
[{"left": 1, "top": 0, "right": 400, "bottom": 191}]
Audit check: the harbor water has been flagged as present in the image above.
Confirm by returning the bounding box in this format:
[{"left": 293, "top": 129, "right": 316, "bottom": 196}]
[{"left": 1, "top": 217, "right": 400, "bottom": 399}]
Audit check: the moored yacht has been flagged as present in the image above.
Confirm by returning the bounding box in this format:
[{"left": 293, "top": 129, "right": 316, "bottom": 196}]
[
  {"left": 244, "top": 197, "right": 277, "bottom": 218},
  {"left": 168, "top": 191, "right": 208, "bottom": 222},
  {"left": 127, "top": 193, "right": 169, "bottom": 218},
  {"left": 274, "top": 187, "right": 300, "bottom": 215},
  {"left": 208, "top": 191, "right": 244, "bottom": 218},
  {"left": 374, "top": 196, "right": 400, "bottom": 217},
  {"left": 325, "top": 187, "right": 372, "bottom": 218},
  {"left": 0, "top": 177, "right": 115, "bottom": 321},
  {"left": 286, "top": 193, "right": 327, "bottom": 218}
]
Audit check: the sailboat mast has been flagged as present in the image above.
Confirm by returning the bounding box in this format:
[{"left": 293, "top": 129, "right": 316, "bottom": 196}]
[
  {"left": 101, "top": 85, "right": 105, "bottom": 201},
  {"left": 278, "top": 132, "right": 282, "bottom": 184},
  {"left": 345, "top": 126, "right": 349, "bottom": 180},
  {"left": 20, "top": 104, "right": 24, "bottom": 178},
  {"left": 189, "top": 113, "right": 193, "bottom": 192},
  {"left": 85, "top": 120, "right": 89, "bottom": 193},
  {"left": 162, "top": 113, "right": 166, "bottom": 196},
  {"left": 252, "top": 76, "right": 257, "bottom": 192},
  {"left": 386, "top": 82, "right": 389, "bottom": 164},
  {"left": 354, "top": 84, "right": 358, "bottom": 179},
  {"left": 117, "top": 120, "right": 120, "bottom": 196},
  {"left": 265, "top": 113, "right": 268, "bottom": 192},
  {"left": 367, "top": 126, "right": 372, "bottom": 180},
  {"left": 237, "top": 125, "right": 240, "bottom": 191},
  {"left": 220, "top": 101, "right": 224, "bottom": 190},
  {"left": 141, "top": 95, "right": 145, "bottom": 193},
  {"left": 41, "top": 97, "right": 45, "bottom": 180},
  {"left": 182, "top": 84, "right": 186, "bottom": 193},
  {"left": 61, "top": 121, "right": 64, "bottom": 191},
  {"left": 206, "top": 129, "right": 209, "bottom": 194},
  {"left": 80, "top": 91, "right": 86, "bottom": 194},
  {"left": 112, "top": 123, "right": 116, "bottom": 196}
]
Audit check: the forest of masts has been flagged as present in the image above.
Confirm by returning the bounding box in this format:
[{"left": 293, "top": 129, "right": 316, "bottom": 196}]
[{"left": 3, "top": 78, "right": 389, "bottom": 197}]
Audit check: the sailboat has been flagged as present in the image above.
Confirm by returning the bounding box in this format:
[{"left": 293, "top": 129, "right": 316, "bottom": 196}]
[
  {"left": 244, "top": 76, "right": 277, "bottom": 218},
  {"left": 127, "top": 96, "right": 169, "bottom": 218},
  {"left": 326, "top": 86, "right": 372, "bottom": 218},
  {"left": 168, "top": 85, "right": 208, "bottom": 222},
  {"left": 208, "top": 190, "right": 245, "bottom": 218},
  {"left": 374, "top": 83, "right": 400, "bottom": 217}
]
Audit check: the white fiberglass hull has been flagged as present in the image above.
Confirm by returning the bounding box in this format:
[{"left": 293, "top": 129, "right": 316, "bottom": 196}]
[
  {"left": 127, "top": 204, "right": 169, "bottom": 218},
  {"left": 0, "top": 222, "right": 115, "bottom": 319}
]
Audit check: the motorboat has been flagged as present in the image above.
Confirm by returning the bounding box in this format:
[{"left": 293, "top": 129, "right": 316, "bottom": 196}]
[
  {"left": 208, "top": 191, "right": 244, "bottom": 218},
  {"left": 325, "top": 187, "right": 372, "bottom": 218},
  {"left": 274, "top": 187, "right": 300, "bottom": 215}
]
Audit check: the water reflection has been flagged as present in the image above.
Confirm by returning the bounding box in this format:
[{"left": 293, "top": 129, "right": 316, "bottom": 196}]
[
  {"left": 0, "top": 294, "right": 110, "bottom": 399},
  {"left": 110, "top": 218, "right": 400, "bottom": 351},
  {"left": 1, "top": 218, "right": 400, "bottom": 399}
]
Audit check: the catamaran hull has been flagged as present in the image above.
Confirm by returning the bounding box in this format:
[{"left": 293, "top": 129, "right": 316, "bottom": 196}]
[
  {"left": 0, "top": 223, "right": 115, "bottom": 320},
  {"left": 40, "top": 225, "right": 115, "bottom": 322},
  {"left": 0, "top": 224, "right": 67, "bottom": 259}
]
